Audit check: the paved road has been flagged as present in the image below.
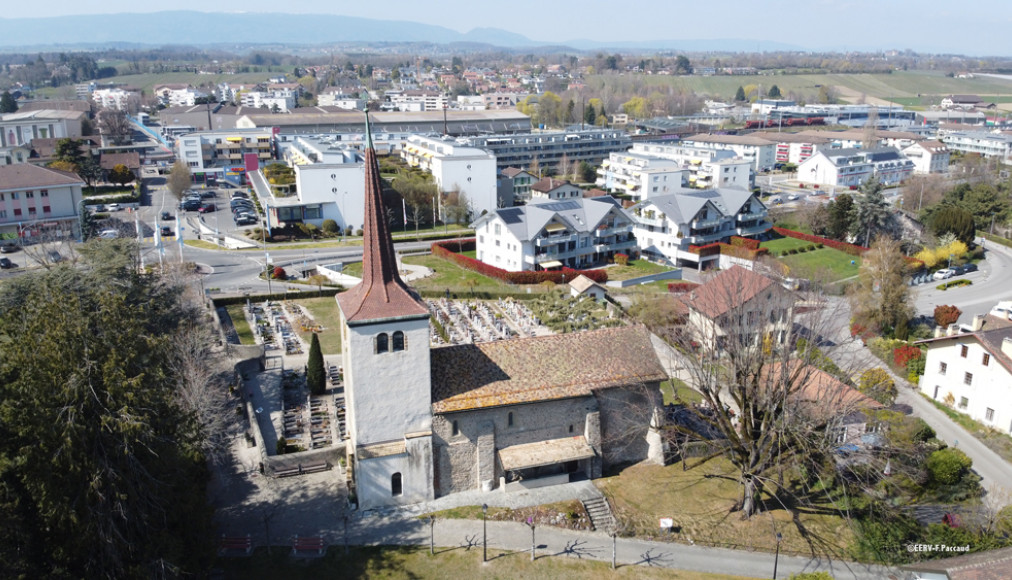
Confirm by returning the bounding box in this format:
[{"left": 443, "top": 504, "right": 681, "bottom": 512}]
[{"left": 912, "top": 239, "right": 1012, "bottom": 323}]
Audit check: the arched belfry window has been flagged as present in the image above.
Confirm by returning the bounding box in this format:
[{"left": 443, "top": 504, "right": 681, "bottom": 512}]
[
  {"left": 376, "top": 333, "right": 389, "bottom": 353},
  {"left": 391, "top": 472, "right": 403, "bottom": 496},
  {"left": 392, "top": 330, "right": 405, "bottom": 352}
]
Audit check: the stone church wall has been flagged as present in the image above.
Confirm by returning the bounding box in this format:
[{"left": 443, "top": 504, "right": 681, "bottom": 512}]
[
  {"left": 595, "top": 382, "right": 664, "bottom": 470},
  {"left": 432, "top": 396, "right": 598, "bottom": 496}
]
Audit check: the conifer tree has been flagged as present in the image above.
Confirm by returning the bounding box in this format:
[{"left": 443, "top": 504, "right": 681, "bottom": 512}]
[{"left": 307, "top": 332, "right": 325, "bottom": 395}]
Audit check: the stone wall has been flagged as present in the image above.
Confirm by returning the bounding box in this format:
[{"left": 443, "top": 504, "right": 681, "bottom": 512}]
[
  {"left": 595, "top": 382, "right": 664, "bottom": 470},
  {"left": 432, "top": 396, "right": 599, "bottom": 496}
]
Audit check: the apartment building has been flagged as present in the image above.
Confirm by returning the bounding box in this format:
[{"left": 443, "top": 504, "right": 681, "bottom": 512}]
[
  {"left": 902, "top": 140, "right": 950, "bottom": 174},
  {"left": 630, "top": 187, "right": 770, "bottom": 270},
  {"left": 400, "top": 134, "right": 497, "bottom": 217},
  {"left": 471, "top": 196, "right": 637, "bottom": 272},
  {"left": 464, "top": 129, "right": 631, "bottom": 172},
  {"left": 92, "top": 88, "right": 138, "bottom": 111},
  {"left": 0, "top": 164, "right": 83, "bottom": 242},
  {"left": 174, "top": 128, "right": 275, "bottom": 180},
  {"left": 797, "top": 147, "right": 915, "bottom": 187},
  {"left": 623, "top": 142, "right": 752, "bottom": 191},
  {"left": 680, "top": 133, "right": 776, "bottom": 173},
  {"left": 595, "top": 151, "right": 686, "bottom": 200}
]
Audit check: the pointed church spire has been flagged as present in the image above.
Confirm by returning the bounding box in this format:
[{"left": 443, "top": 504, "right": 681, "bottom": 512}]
[{"left": 336, "top": 110, "right": 429, "bottom": 323}]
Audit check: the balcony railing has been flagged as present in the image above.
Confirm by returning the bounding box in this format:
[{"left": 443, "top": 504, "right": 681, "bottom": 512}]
[
  {"left": 691, "top": 217, "right": 722, "bottom": 229},
  {"left": 736, "top": 223, "right": 771, "bottom": 237},
  {"left": 534, "top": 233, "right": 577, "bottom": 247},
  {"left": 737, "top": 211, "right": 767, "bottom": 222}
]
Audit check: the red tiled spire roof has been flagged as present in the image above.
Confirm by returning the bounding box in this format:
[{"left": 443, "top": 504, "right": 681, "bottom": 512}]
[{"left": 337, "top": 112, "right": 429, "bottom": 324}]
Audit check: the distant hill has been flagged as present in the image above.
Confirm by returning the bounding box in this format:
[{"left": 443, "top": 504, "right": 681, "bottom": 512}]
[{"left": 0, "top": 11, "right": 797, "bottom": 53}]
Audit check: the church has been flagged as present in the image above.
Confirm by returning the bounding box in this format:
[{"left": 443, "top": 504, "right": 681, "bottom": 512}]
[{"left": 336, "top": 115, "right": 669, "bottom": 510}]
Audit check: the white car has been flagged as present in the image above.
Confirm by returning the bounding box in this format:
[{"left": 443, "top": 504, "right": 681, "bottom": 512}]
[
  {"left": 98, "top": 229, "right": 119, "bottom": 239},
  {"left": 787, "top": 194, "right": 800, "bottom": 201},
  {"left": 933, "top": 268, "right": 956, "bottom": 281}
]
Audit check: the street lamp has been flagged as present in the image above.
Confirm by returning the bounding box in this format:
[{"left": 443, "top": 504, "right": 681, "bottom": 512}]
[
  {"left": 481, "top": 503, "right": 488, "bottom": 562},
  {"left": 773, "top": 532, "right": 783, "bottom": 579},
  {"left": 526, "top": 517, "right": 535, "bottom": 562}
]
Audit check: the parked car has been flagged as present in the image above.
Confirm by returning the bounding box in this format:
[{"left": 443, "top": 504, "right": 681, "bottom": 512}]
[
  {"left": 181, "top": 199, "right": 201, "bottom": 211},
  {"left": 235, "top": 216, "right": 258, "bottom": 226},
  {"left": 0, "top": 243, "right": 18, "bottom": 253},
  {"left": 933, "top": 268, "right": 956, "bottom": 280},
  {"left": 160, "top": 226, "right": 173, "bottom": 237},
  {"left": 200, "top": 190, "right": 217, "bottom": 199},
  {"left": 198, "top": 203, "right": 217, "bottom": 213},
  {"left": 106, "top": 203, "right": 121, "bottom": 212},
  {"left": 0, "top": 257, "right": 13, "bottom": 269},
  {"left": 161, "top": 211, "right": 172, "bottom": 221},
  {"left": 98, "top": 229, "right": 119, "bottom": 239},
  {"left": 962, "top": 263, "right": 978, "bottom": 273},
  {"left": 787, "top": 194, "right": 799, "bottom": 201},
  {"left": 230, "top": 191, "right": 248, "bottom": 200},
  {"left": 47, "top": 251, "right": 62, "bottom": 263}
]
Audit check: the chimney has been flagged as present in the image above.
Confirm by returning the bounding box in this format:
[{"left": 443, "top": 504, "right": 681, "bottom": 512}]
[
  {"left": 971, "top": 314, "right": 986, "bottom": 332},
  {"left": 934, "top": 325, "right": 945, "bottom": 339},
  {"left": 947, "top": 323, "right": 960, "bottom": 337},
  {"left": 1003, "top": 337, "right": 1012, "bottom": 359}
]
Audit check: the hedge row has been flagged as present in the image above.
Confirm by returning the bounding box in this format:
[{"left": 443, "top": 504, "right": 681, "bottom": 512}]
[
  {"left": 430, "top": 239, "right": 609, "bottom": 285},
  {"left": 937, "top": 279, "right": 972, "bottom": 291},
  {"left": 211, "top": 287, "right": 342, "bottom": 307},
  {"left": 667, "top": 282, "right": 699, "bottom": 293},
  {"left": 728, "top": 236, "right": 760, "bottom": 250},
  {"left": 978, "top": 231, "right": 1012, "bottom": 250},
  {"left": 689, "top": 241, "right": 770, "bottom": 261},
  {"left": 773, "top": 226, "right": 866, "bottom": 256}
]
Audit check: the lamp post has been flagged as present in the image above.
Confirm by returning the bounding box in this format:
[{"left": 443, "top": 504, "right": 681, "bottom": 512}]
[
  {"left": 481, "top": 503, "right": 488, "bottom": 562},
  {"left": 526, "top": 517, "right": 535, "bottom": 562},
  {"left": 428, "top": 515, "right": 435, "bottom": 556},
  {"left": 773, "top": 532, "right": 783, "bottom": 579}
]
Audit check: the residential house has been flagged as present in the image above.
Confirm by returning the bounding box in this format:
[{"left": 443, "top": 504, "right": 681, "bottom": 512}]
[
  {"left": 400, "top": 134, "right": 497, "bottom": 217},
  {"left": 940, "top": 95, "right": 982, "bottom": 110},
  {"left": 0, "top": 164, "right": 83, "bottom": 242},
  {"left": 902, "top": 140, "right": 950, "bottom": 174},
  {"left": 682, "top": 265, "right": 795, "bottom": 352},
  {"left": 917, "top": 322, "right": 1012, "bottom": 433},
  {"left": 940, "top": 131, "right": 1012, "bottom": 163},
  {"left": 630, "top": 187, "right": 770, "bottom": 270},
  {"left": 498, "top": 167, "right": 536, "bottom": 206},
  {"left": 471, "top": 196, "right": 637, "bottom": 272},
  {"left": 569, "top": 274, "right": 608, "bottom": 301},
  {"left": 624, "top": 142, "right": 752, "bottom": 190},
  {"left": 530, "top": 178, "right": 582, "bottom": 201},
  {"left": 797, "top": 147, "right": 914, "bottom": 188},
  {"left": 901, "top": 546, "right": 1012, "bottom": 579},
  {"left": 99, "top": 152, "right": 141, "bottom": 182},
  {"left": 680, "top": 133, "right": 776, "bottom": 173},
  {"left": 595, "top": 151, "right": 686, "bottom": 201}
]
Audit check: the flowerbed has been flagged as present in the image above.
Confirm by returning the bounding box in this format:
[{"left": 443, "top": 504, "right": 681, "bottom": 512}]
[{"left": 431, "top": 239, "right": 608, "bottom": 285}]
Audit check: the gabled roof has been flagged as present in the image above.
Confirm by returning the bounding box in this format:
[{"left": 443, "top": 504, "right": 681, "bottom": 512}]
[
  {"left": 684, "top": 133, "right": 774, "bottom": 146},
  {"left": 477, "top": 196, "right": 630, "bottom": 241},
  {"left": 632, "top": 187, "right": 757, "bottom": 224},
  {"left": 685, "top": 266, "right": 780, "bottom": 319},
  {"left": 430, "top": 325, "right": 666, "bottom": 413},
  {"left": 336, "top": 114, "right": 428, "bottom": 324},
  {"left": 902, "top": 546, "right": 1012, "bottom": 579},
  {"left": 915, "top": 326, "right": 1012, "bottom": 376},
  {"left": 531, "top": 177, "right": 576, "bottom": 193},
  {"left": 0, "top": 164, "right": 84, "bottom": 190},
  {"left": 100, "top": 152, "right": 140, "bottom": 170},
  {"left": 502, "top": 167, "right": 534, "bottom": 178},
  {"left": 569, "top": 274, "right": 605, "bottom": 294}
]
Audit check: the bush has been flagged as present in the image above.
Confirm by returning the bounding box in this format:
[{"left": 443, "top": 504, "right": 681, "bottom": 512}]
[
  {"left": 356, "top": 228, "right": 364, "bottom": 237},
  {"left": 272, "top": 266, "right": 287, "bottom": 280},
  {"left": 322, "top": 219, "right": 339, "bottom": 234},
  {"left": 937, "top": 279, "right": 972, "bottom": 291},
  {"left": 893, "top": 344, "right": 923, "bottom": 368},
  {"left": 276, "top": 437, "right": 288, "bottom": 455},
  {"left": 858, "top": 368, "right": 897, "bottom": 405},
  {"left": 926, "top": 448, "right": 972, "bottom": 486},
  {"left": 934, "top": 305, "right": 962, "bottom": 327},
  {"left": 807, "top": 244, "right": 816, "bottom": 251},
  {"left": 667, "top": 282, "right": 699, "bottom": 293},
  {"left": 614, "top": 253, "right": 629, "bottom": 266}
]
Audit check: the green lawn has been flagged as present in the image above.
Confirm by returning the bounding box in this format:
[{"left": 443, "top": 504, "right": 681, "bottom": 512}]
[
  {"left": 216, "top": 545, "right": 750, "bottom": 580},
  {"left": 759, "top": 237, "right": 817, "bottom": 254},
  {"left": 224, "top": 304, "right": 256, "bottom": 345},
  {"left": 288, "top": 297, "right": 342, "bottom": 355},
  {"left": 597, "top": 458, "right": 854, "bottom": 558},
  {"left": 778, "top": 247, "right": 861, "bottom": 282},
  {"left": 402, "top": 254, "right": 552, "bottom": 296},
  {"left": 660, "top": 378, "right": 701, "bottom": 405},
  {"left": 605, "top": 259, "right": 677, "bottom": 282}
]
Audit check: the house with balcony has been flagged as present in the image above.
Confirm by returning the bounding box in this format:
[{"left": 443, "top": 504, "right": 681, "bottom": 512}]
[
  {"left": 400, "top": 134, "right": 497, "bottom": 217},
  {"left": 471, "top": 196, "right": 637, "bottom": 272},
  {"left": 0, "top": 164, "right": 83, "bottom": 242},
  {"left": 902, "top": 140, "right": 949, "bottom": 174},
  {"left": 797, "top": 147, "right": 914, "bottom": 188},
  {"left": 680, "top": 133, "right": 776, "bottom": 173},
  {"left": 596, "top": 151, "right": 686, "bottom": 201},
  {"left": 173, "top": 128, "right": 276, "bottom": 182},
  {"left": 529, "top": 178, "right": 582, "bottom": 201},
  {"left": 630, "top": 187, "right": 770, "bottom": 270},
  {"left": 917, "top": 322, "right": 1012, "bottom": 433},
  {"left": 624, "top": 142, "right": 752, "bottom": 190},
  {"left": 498, "top": 167, "right": 537, "bottom": 206}
]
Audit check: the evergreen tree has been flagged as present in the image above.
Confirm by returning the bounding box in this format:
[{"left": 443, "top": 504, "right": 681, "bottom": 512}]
[
  {"left": 0, "top": 90, "right": 17, "bottom": 113},
  {"left": 78, "top": 199, "right": 94, "bottom": 240},
  {"left": 827, "top": 193, "right": 855, "bottom": 241},
  {"left": 307, "top": 332, "right": 325, "bottom": 395},
  {"left": 583, "top": 102, "right": 596, "bottom": 125},
  {"left": 930, "top": 206, "right": 976, "bottom": 246},
  {"left": 852, "top": 178, "right": 894, "bottom": 247},
  {"left": 735, "top": 86, "right": 746, "bottom": 102},
  {"left": 767, "top": 85, "right": 782, "bottom": 98}
]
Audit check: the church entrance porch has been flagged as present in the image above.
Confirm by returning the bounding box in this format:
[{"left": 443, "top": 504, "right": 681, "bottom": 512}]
[{"left": 498, "top": 436, "right": 597, "bottom": 491}]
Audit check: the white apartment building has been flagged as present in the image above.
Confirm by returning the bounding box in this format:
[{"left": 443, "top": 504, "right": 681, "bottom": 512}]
[
  {"left": 0, "top": 109, "right": 84, "bottom": 147},
  {"left": 153, "top": 85, "right": 207, "bottom": 107},
  {"left": 174, "top": 128, "right": 275, "bottom": 175},
  {"left": 388, "top": 91, "right": 449, "bottom": 112},
  {"left": 941, "top": 131, "right": 1012, "bottom": 163},
  {"left": 680, "top": 133, "right": 776, "bottom": 173},
  {"left": 318, "top": 89, "right": 365, "bottom": 110},
  {"left": 902, "top": 140, "right": 950, "bottom": 174},
  {"left": 0, "top": 164, "right": 83, "bottom": 242},
  {"left": 400, "top": 134, "right": 497, "bottom": 217},
  {"left": 92, "top": 88, "right": 138, "bottom": 111},
  {"left": 918, "top": 324, "right": 1012, "bottom": 433},
  {"left": 471, "top": 196, "right": 637, "bottom": 272},
  {"left": 755, "top": 131, "right": 833, "bottom": 166},
  {"left": 797, "top": 147, "right": 915, "bottom": 188},
  {"left": 596, "top": 151, "right": 686, "bottom": 200},
  {"left": 626, "top": 142, "right": 752, "bottom": 190},
  {"left": 630, "top": 187, "right": 770, "bottom": 270}
]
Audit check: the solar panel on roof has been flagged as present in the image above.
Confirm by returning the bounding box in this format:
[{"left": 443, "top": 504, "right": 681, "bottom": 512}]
[
  {"left": 499, "top": 208, "right": 524, "bottom": 224},
  {"left": 536, "top": 200, "right": 581, "bottom": 212}
]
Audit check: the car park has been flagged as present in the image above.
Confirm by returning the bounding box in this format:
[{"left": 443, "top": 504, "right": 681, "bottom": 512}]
[
  {"left": 0, "top": 257, "right": 13, "bottom": 269},
  {"left": 933, "top": 268, "right": 956, "bottom": 280},
  {"left": 198, "top": 203, "right": 217, "bottom": 213}
]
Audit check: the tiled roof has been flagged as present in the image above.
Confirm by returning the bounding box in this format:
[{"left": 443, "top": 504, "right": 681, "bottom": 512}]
[
  {"left": 770, "top": 361, "right": 883, "bottom": 413},
  {"left": 685, "top": 266, "right": 779, "bottom": 319},
  {"left": 100, "top": 152, "right": 140, "bottom": 170},
  {"left": 336, "top": 114, "right": 429, "bottom": 324},
  {"left": 531, "top": 177, "right": 572, "bottom": 193},
  {"left": 502, "top": 167, "right": 529, "bottom": 178},
  {"left": 903, "top": 546, "right": 1012, "bottom": 579},
  {"left": 569, "top": 274, "right": 604, "bottom": 294},
  {"left": 431, "top": 325, "right": 667, "bottom": 413},
  {"left": 0, "top": 164, "right": 83, "bottom": 190},
  {"left": 915, "top": 326, "right": 1012, "bottom": 376}
]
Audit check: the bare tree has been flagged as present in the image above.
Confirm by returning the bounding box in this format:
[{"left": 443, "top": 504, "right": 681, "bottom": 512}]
[
  {"left": 97, "top": 108, "right": 132, "bottom": 146},
  {"left": 167, "top": 160, "right": 192, "bottom": 201}
]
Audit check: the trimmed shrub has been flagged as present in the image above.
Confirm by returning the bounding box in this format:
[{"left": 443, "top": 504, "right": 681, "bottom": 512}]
[
  {"left": 272, "top": 266, "right": 287, "bottom": 280},
  {"left": 926, "top": 448, "right": 972, "bottom": 486},
  {"left": 307, "top": 333, "right": 325, "bottom": 395},
  {"left": 667, "top": 282, "right": 699, "bottom": 293},
  {"left": 614, "top": 253, "right": 629, "bottom": 266},
  {"left": 807, "top": 244, "right": 816, "bottom": 251},
  {"left": 934, "top": 305, "right": 962, "bottom": 327},
  {"left": 321, "top": 219, "right": 339, "bottom": 234},
  {"left": 937, "top": 279, "right": 972, "bottom": 291}
]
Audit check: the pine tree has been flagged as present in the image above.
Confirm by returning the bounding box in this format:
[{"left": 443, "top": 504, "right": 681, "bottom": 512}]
[
  {"left": 307, "top": 332, "right": 325, "bottom": 395},
  {"left": 735, "top": 86, "right": 746, "bottom": 102},
  {"left": 0, "top": 90, "right": 17, "bottom": 113}
]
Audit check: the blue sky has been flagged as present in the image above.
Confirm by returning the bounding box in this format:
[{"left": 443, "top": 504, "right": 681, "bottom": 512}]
[{"left": 4, "top": 0, "right": 1010, "bottom": 55}]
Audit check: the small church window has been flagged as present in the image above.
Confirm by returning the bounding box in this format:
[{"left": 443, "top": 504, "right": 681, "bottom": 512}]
[
  {"left": 569, "top": 424, "right": 574, "bottom": 433},
  {"left": 376, "top": 333, "right": 389, "bottom": 353},
  {"left": 452, "top": 420, "right": 459, "bottom": 436},
  {"left": 507, "top": 412, "right": 514, "bottom": 427},
  {"left": 392, "top": 331, "right": 405, "bottom": 352},
  {"left": 391, "top": 472, "right": 402, "bottom": 496}
]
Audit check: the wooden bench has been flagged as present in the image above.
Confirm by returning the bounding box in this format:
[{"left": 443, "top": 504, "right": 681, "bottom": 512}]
[
  {"left": 291, "top": 535, "right": 325, "bottom": 557},
  {"left": 218, "top": 534, "right": 252, "bottom": 556},
  {"left": 301, "top": 462, "right": 329, "bottom": 474}
]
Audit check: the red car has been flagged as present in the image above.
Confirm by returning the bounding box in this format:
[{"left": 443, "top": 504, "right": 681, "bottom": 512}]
[{"left": 198, "top": 203, "right": 217, "bottom": 213}]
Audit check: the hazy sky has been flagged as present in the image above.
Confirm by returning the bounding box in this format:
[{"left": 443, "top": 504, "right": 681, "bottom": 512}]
[{"left": 4, "top": 0, "right": 1011, "bottom": 55}]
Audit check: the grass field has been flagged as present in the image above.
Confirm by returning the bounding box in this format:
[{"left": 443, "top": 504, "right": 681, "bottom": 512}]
[
  {"left": 402, "top": 254, "right": 553, "bottom": 295},
  {"left": 215, "top": 545, "right": 752, "bottom": 580},
  {"left": 597, "top": 459, "right": 854, "bottom": 558},
  {"left": 759, "top": 237, "right": 817, "bottom": 254},
  {"left": 660, "top": 378, "right": 700, "bottom": 405},
  {"left": 288, "top": 297, "right": 342, "bottom": 355},
  {"left": 586, "top": 70, "right": 1012, "bottom": 102},
  {"left": 921, "top": 393, "right": 1012, "bottom": 467},
  {"left": 224, "top": 304, "right": 256, "bottom": 345},
  {"left": 778, "top": 247, "right": 861, "bottom": 282},
  {"left": 604, "top": 259, "right": 676, "bottom": 281}
]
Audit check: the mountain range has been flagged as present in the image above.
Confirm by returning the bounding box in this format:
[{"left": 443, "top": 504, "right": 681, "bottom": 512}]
[{"left": 0, "top": 11, "right": 802, "bottom": 53}]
